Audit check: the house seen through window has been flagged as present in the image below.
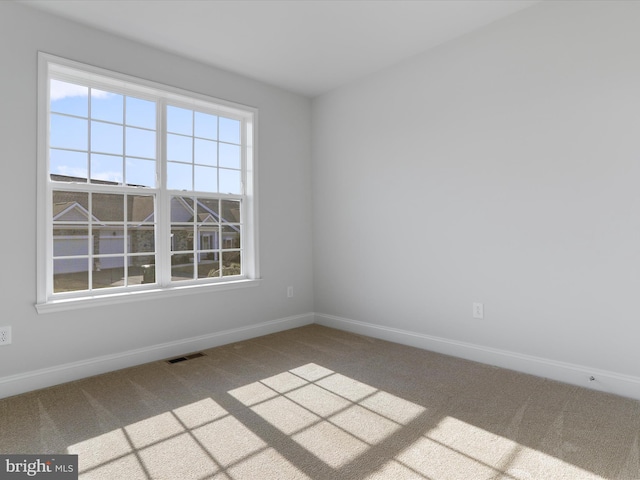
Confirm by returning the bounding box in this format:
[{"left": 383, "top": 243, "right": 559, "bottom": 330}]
[{"left": 38, "top": 54, "right": 257, "bottom": 307}]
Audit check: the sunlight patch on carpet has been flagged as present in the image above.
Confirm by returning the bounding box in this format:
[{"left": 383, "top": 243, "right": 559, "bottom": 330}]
[
  {"left": 67, "top": 396, "right": 296, "bottom": 479},
  {"left": 228, "top": 362, "right": 427, "bottom": 470},
  {"left": 65, "top": 362, "right": 608, "bottom": 479},
  {"left": 395, "top": 416, "right": 607, "bottom": 480}
]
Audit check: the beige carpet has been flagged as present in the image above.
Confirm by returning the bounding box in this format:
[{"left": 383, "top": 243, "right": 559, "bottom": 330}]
[{"left": 1, "top": 324, "right": 639, "bottom": 479}]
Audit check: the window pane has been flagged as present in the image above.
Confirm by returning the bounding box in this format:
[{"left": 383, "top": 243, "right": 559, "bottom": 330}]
[
  {"left": 197, "top": 198, "right": 219, "bottom": 222},
  {"left": 198, "top": 254, "right": 219, "bottom": 279},
  {"left": 51, "top": 114, "right": 88, "bottom": 150},
  {"left": 221, "top": 251, "right": 241, "bottom": 277},
  {"left": 194, "top": 139, "right": 217, "bottom": 166},
  {"left": 167, "top": 105, "right": 193, "bottom": 135},
  {"left": 53, "top": 191, "right": 89, "bottom": 221},
  {"left": 126, "top": 96, "right": 156, "bottom": 129},
  {"left": 167, "top": 162, "right": 193, "bottom": 191},
  {"left": 195, "top": 112, "right": 217, "bottom": 140},
  {"left": 45, "top": 61, "right": 253, "bottom": 299},
  {"left": 171, "top": 196, "right": 194, "bottom": 222},
  {"left": 207, "top": 261, "right": 221, "bottom": 278},
  {"left": 93, "top": 193, "right": 124, "bottom": 222},
  {"left": 93, "top": 258, "right": 125, "bottom": 289},
  {"left": 220, "top": 200, "right": 241, "bottom": 223},
  {"left": 219, "top": 143, "right": 240, "bottom": 169},
  {"left": 53, "top": 226, "right": 89, "bottom": 256},
  {"left": 198, "top": 225, "right": 219, "bottom": 250},
  {"left": 91, "top": 121, "right": 123, "bottom": 154},
  {"left": 172, "top": 254, "right": 194, "bottom": 281},
  {"left": 94, "top": 227, "right": 125, "bottom": 255},
  {"left": 54, "top": 258, "right": 89, "bottom": 293},
  {"left": 129, "top": 225, "right": 155, "bottom": 253},
  {"left": 171, "top": 226, "right": 194, "bottom": 251},
  {"left": 126, "top": 127, "right": 155, "bottom": 159},
  {"left": 50, "top": 149, "right": 88, "bottom": 181},
  {"left": 91, "top": 89, "right": 123, "bottom": 123},
  {"left": 128, "top": 255, "right": 155, "bottom": 285},
  {"left": 91, "top": 154, "right": 123, "bottom": 184},
  {"left": 167, "top": 133, "right": 192, "bottom": 162},
  {"left": 219, "top": 169, "right": 241, "bottom": 194},
  {"left": 222, "top": 225, "right": 241, "bottom": 249},
  {"left": 128, "top": 195, "right": 155, "bottom": 223},
  {"left": 125, "top": 158, "right": 156, "bottom": 187},
  {"left": 219, "top": 117, "right": 240, "bottom": 144},
  {"left": 50, "top": 80, "right": 88, "bottom": 117},
  {"left": 194, "top": 166, "right": 217, "bottom": 193}
]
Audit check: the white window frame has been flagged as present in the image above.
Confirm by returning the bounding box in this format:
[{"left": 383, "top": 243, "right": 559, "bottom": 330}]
[{"left": 36, "top": 53, "right": 260, "bottom": 313}]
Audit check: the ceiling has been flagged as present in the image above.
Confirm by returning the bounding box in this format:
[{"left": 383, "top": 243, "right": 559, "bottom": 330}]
[{"left": 20, "top": 0, "right": 541, "bottom": 97}]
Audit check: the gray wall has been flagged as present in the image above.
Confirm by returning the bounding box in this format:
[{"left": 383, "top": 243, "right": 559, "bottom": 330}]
[
  {"left": 0, "top": 2, "right": 313, "bottom": 385},
  {"left": 312, "top": 1, "right": 640, "bottom": 378}
]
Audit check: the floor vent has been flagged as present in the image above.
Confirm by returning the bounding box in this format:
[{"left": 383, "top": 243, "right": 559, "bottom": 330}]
[{"left": 166, "top": 352, "right": 206, "bottom": 364}]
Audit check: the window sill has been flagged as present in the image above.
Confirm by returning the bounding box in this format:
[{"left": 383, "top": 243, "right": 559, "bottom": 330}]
[{"left": 35, "top": 278, "right": 262, "bottom": 314}]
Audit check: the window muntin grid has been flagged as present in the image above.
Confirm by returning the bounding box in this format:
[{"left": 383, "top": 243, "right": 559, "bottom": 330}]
[{"left": 40, "top": 56, "right": 256, "bottom": 306}]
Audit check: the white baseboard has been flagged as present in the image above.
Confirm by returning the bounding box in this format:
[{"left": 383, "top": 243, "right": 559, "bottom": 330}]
[
  {"left": 315, "top": 312, "right": 640, "bottom": 401},
  {"left": 0, "top": 312, "right": 314, "bottom": 400},
  {"left": 4, "top": 311, "right": 639, "bottom": 402}
]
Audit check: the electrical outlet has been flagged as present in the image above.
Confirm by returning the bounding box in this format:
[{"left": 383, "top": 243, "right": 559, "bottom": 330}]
[
  {"left": 0, "top": 326, "right": 11, "bottom": 345},
  {"left": 473, "top": 303, "right": 484, "bottom": 319},
  {"left": 287, "top": 286, "right": 294, "bottom": 298}
]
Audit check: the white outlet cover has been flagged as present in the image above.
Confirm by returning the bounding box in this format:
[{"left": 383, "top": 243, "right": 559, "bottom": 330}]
[
  {"left": 473, "top": 303, "right": 484, "bottom": 319},
  {"left": 0, "top": 326, "right": 11, "bottom": 345}
]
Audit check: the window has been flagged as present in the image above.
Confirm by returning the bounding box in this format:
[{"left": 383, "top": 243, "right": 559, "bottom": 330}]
[{"left": 37, "top": 54, "right": 258, "bottom": 311}]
